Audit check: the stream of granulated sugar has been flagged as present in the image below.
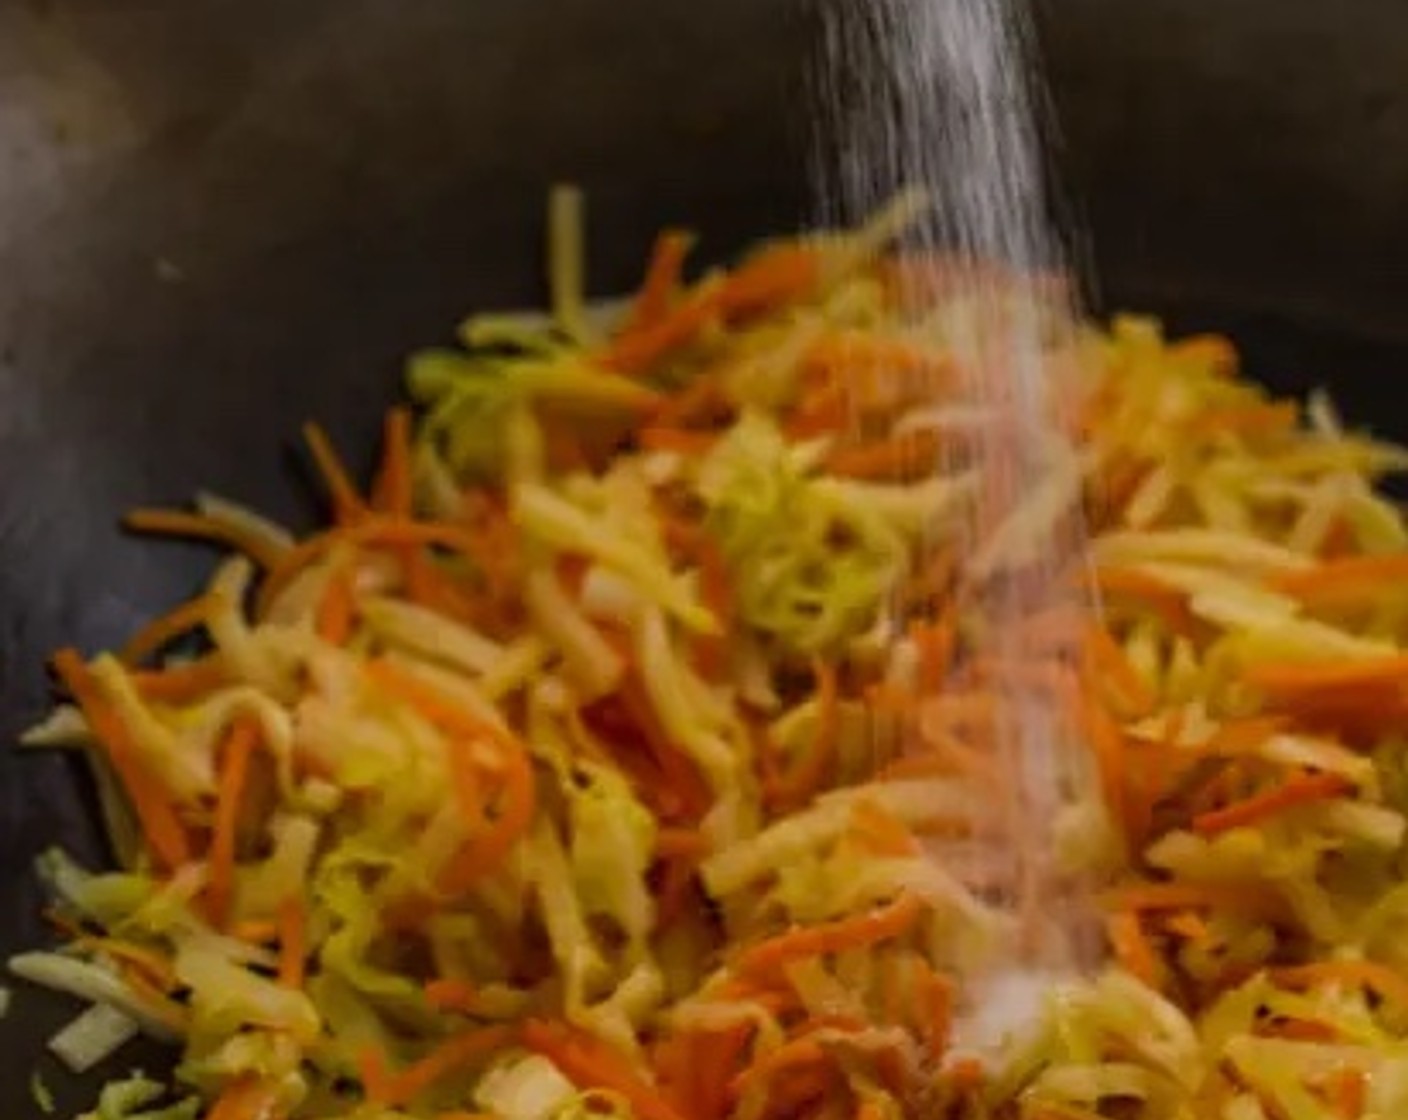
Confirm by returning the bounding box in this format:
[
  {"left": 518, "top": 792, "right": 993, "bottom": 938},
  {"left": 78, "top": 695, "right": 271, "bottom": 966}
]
[{"left": 811, "top": 0, "right": 1108, "bottom": 1061}]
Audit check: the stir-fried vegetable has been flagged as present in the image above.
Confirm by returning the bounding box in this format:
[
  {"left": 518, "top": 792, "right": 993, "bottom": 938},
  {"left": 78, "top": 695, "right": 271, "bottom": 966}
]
[{"left": 15, "top": 188, "right": 1408, "bottom": 1120}]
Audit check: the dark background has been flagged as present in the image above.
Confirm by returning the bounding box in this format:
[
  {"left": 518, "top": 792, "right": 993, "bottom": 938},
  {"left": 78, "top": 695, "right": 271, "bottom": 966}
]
[{"left": 0, "top": 0, "right": 1404, "bottom": 1112}]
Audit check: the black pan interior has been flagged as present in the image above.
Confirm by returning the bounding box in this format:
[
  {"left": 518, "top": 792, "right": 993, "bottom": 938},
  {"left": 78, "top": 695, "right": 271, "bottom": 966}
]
[{"left": 1, "top": 1, "right": 1405, "bottom": 1113}]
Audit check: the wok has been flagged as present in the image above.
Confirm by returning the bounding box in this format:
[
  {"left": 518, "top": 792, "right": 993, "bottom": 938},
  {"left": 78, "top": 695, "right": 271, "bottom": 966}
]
[{"left": 1, "top": 0, "right": 1405, "bottom": 1111}]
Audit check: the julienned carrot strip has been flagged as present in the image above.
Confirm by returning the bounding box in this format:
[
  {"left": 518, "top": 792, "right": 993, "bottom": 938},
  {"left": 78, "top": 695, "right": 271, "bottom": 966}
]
[
  {"left": 734, "top": 893, "right": 925, "bottom": 977},
  {"left": 1163, "top": 910, "right": 1212, "bottom": 943},
  {"left": 1104, "top": 881, "right": 1285, "bottom": 920},
  {"left": 256, "top": 516, "right": 487, "bottom": 617},
  {"left": 372, "top": 407, "right": 414, "bottom": 518},
  {"left": 650, "top": 371, "right": 724, "bottom": 430},
  {"left": 1186, "top": 401, "right": 1297, "bottom": 438},
  {"left": 207, "top": 717, "right": 260, "bottom": 928},
  {"left": 357, "top": 1047, "right": 394, "bottom": 1103},
  {"left": 694, "top": 537, "right": 732, "bottom": 680},
  {"left": 276, "top": 896, "right": 306, "bottom": 989},
  {"left": 370, "top": 1025, "right": 516, "bottom": 1107},
  {"left": 1084, "top": 624, "right": 1155, "bottom": 716},
  {"left": 768, "top": 659, "right": 840, "bottom": 809},
  {"left": 948, "top": 1057, "right": 985, "bottom": 1092},
  {"left": 118, "top": 593, "right": 219, "bottom": 666},
  {"left": 425, "top": 977, "right": 479, "bottom": 1013},
  {"left": 1246, "top": 655, "right": 1408, "bottom": 694},
  {"left": 402, "top": 553, "right": 485, "bottom": 627},
  {"left": 687, "top": 1023, "right": 754, "bottom": 1120},
  {"left": 785, "top": 384, "right": 848, "bottom": 438},
  {"left": 655, "top": 828, "right": 710, "bottom": 859},
  {"left": 1328, "top": 1068, "right": 1368, "bottom": 1119},
  {"left": 1273, "top": 554, "right": 1408, "bottom": 602},
  {"left": 914, "top": 962, "right": 954, "bottom": 1059},
  {"left": 625, "top": 230, "right": 695, "bottom": 333},
  {"left": 1192, "top": 771, "right": 1352, "bottom": 836},
  {"left": 1079, "top": 686, "right": 1129, "bottom": 836},
  {"left": 715, "top": 245, "right": 820, "bottom": 319},
  {"left": 1105, "top": 911, "right": 1160, "bottom": 988},
  {"left": 1202, "top": 716, "right": 1287, "bottom": 758},
  {"left": 79, "top": 937, "right": 176, "bottom": 991},
  {"left": 1273, "top": 960, "right": 1408, "bottom": 1012},
  {"left": 602, "top": 289, "right": 719, "bottom": 376},
  {"left": 364, "top": 660, "right": 537, "bottom": 896},
  {"left": 638, "top": 428, "right": 719, "bottom": 455},
  {"left": 848, "top": 798, "right": 920, "bottom": 858},
  {"left": 207, "top": 1077, "right": 285, "bottom": 1120},
  {"left": 301, "top": 421, "right": 368, "bottom": 524},
  {"left": 911, "top": 611, "right": 957, "bottom": 694},
  {"left": 315, "top": 563, "right": 357, "bottom": 645},
  {"left": 614, "top": 670, "right": 712, "bottom": 822},
  {"left": 130, "top": 655, "right": 227, "bottom": 703},
  {"left": 521, "top": 1020, "right": 690, "bottom": 1120},
  {"left": 52, "top": 649, "right": 191, "bottom": 871},
  {"left": 123, "top": 509, "right": 285, "bottom": 571},
  {"left": 1090, "top": 565, "right": 1196, "bottom": 636},
  {"left": 825, "top": 429, "right": 945, "bottom": 482},
  {"left": 803, "top": 332, "right": 952, "bottom": 410},
  {"left": 603, "top": 245, "right": 819, "bottom": 375},
  {"left": 232, "top": 919, "right": 279, "bottom": 945},
  {"left": 365, "top": 659, "right": 501, "bottom": 741},
  {"left": 1169, "top": 332, "right": 1239, "bottom": 376},
  {"left": 727, "top": 1037, "right": 829, "bottom": 1099},
  {"left": 436, "top": 727, "right": 535, "bottom": 897}
]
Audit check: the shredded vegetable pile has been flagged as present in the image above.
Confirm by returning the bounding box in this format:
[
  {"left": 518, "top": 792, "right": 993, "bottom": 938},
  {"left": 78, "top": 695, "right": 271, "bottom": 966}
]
[{"left": 16, "top": 189, "right": 1408, "bottom": 1120}]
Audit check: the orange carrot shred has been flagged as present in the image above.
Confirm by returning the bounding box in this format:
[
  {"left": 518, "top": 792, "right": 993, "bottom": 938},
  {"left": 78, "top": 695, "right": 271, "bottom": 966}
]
[
  {"left": 728, "top": 1037, "right": 829, "bottom": 1100},
  {"left": 276, "top": 896, "right": 306, "bottom": 989},
  {"left": 521, "top": 1020, "right": 690, "bottom": 1120},
  {"left": 1169, "top": 332, "right": 1239, "bottom": 376},
  {"left": 911, "top": 611, "right": 957, "bottom": 694},
  {"left": 1273, "top": 960, "right": 1408, "bottom": 1012},
  {"left": 603, "top": 246, "right": 818, "bottom": 375},
  {"left": 118, "top": 593, "right": 219, "bottom": 666},
  {"left": 1186, "top": 401, "right": 1297, "bottom": 439},
  {"left": 232, "top": 919, "right": 279, "bottom": 945},
  {"left": 1328, "top": 1067, "right": 1368, "bottom": 1119},
  {"left": 1274, "top": 553, "right": 1408, "bottom": 603},
  {"left": 315, "top": 562, "right": 358, "bottom": 645},
  {"left": 826, "top": 429, "right": 944, "bottom": 481},
  {"left": 425, "top": 977, "right": 479, "bottom": 1013},
  {"left": 207, "top": 717, "right": 260, "bottom": 929},
  {"left": 625, "top": 230, "right": 695, "bottom": 332},
  {"left": 52, "top": 648, "right": 191, "bottom": 871},
  {"left": 638, "top": 428, "right": 719, "bottom": 455},
  {"left": 372, "top": 407, "right": 414, "bottom": 518},
  {"left": 256, "top": 516, "right": 486, "bottom": 617},
  {"left": 123, "top": 509, "right": 285, "bottom": 570},
  {"left": 131, "top": 655, "right": 227, "bottom": 702},
  {"left": 1247, "top": 655, "right": 1408, "bottom": 695},
  {"left": 207, "top": 1077, "right": 285, "bottom": 1120},
  {"left": 848, "top": 799, "right": 920, "bottom": 858},
  {"left": 734, "top": 893, "right": 925, "bottom": 977},
  {"left": 357, "top": 1047, "right": 394, "bottom": 1104},
  {"left": 1105, "top": 911, "right": 1161, "bottom": 989},
  {"left": 1192, "top": 771, "right": 1352, "bottom": 836},
  {"left": 302, "top": 421, "right": 368, "bottom": 524},
  {"left": 767, "top": 659, "right": 840, "bottom": 809},
  {"left": 1084, "top": 624, "right": 1155, "bottom": 716},
  {"left": 655, "top": 828, "right": 710, "bottom": 859},
  {"left": 372, "top": 1025, "right": 516, "bottom": 1107}
]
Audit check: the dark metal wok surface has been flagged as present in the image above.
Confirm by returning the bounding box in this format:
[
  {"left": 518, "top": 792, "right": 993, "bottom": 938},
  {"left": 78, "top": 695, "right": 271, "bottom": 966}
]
[{"left": 1, "top": 0, "right": 1405, "bottom": 1112}]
